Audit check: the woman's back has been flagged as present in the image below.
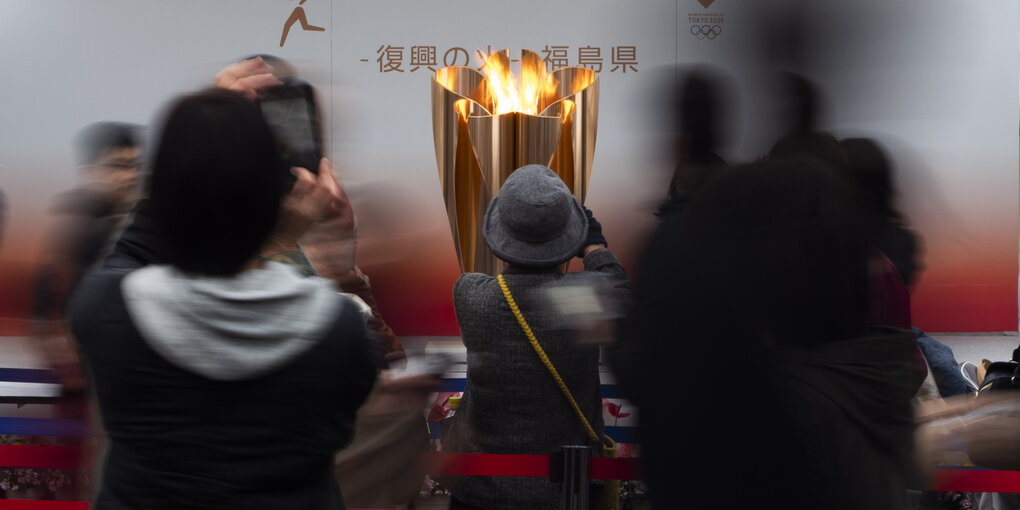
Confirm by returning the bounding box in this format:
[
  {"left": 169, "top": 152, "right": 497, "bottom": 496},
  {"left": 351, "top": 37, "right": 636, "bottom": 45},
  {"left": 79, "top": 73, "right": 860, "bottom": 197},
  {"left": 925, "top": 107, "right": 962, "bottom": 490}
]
[
  {"left": 443, "top": 165, "right": 627, "bottom": 510},
  {"left": 448, "top": 267, "right": 606, "bottom": 510},
  {"left": 69, "top": 265, "right": 377, "bottom": 509}
]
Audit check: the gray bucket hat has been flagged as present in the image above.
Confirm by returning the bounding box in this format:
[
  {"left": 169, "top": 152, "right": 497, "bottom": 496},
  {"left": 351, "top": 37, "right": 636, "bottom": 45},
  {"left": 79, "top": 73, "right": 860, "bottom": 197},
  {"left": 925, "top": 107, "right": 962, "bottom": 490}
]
[{"left": 483, "top": 164, "right": 588, "bottom": 268}]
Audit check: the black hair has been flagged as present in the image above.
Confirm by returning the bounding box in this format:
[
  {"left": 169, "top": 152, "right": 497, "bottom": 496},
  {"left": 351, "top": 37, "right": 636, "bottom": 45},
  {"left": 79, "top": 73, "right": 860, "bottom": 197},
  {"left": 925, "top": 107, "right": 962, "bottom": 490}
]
[
  {"left": 147, "top": 88, "right": 285, "bottom": 276},
  {"left": 75, "top": 122, "right": 142, "bottom": 166}
]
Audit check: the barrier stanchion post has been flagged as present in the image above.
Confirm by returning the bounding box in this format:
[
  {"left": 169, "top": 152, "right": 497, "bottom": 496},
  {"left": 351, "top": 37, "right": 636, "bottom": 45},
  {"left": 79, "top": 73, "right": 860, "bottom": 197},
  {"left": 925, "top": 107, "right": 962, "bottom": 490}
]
[{"left": 559, "top": 445, "right": 591, "bottom": 510}]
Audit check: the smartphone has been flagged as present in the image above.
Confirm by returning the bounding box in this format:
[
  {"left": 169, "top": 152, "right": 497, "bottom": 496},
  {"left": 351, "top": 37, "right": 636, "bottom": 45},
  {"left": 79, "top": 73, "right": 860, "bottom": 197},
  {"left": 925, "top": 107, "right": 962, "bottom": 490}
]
[{"left": 256, "top": 77, "right": 323, "bottom": 176}]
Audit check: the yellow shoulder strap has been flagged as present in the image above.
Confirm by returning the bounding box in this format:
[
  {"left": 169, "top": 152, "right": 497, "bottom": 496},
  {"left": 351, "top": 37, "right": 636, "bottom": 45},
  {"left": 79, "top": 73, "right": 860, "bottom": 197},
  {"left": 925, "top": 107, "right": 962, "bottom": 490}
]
[{"left": 497, "top": 274, "right": 599, "bottom": 443}]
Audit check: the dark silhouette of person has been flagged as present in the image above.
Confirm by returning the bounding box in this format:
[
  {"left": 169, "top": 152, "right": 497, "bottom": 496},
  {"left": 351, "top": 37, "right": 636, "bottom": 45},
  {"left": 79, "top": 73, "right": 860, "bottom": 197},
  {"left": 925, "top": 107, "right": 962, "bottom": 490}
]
[
  {"left": 841, "top": 137, "right": 923, "bottom": 289},
  {"left": 767, "top": 130, "right": 912, "bottom": 324},
  {"left": 280, "top": 0, "right": 325, "bottom": 47},
  {"left": 657, "top": 68, "right": 731, "bottom": 219},
  {"left": 611, "top": 158, "right": 918, "bottom": 510}
]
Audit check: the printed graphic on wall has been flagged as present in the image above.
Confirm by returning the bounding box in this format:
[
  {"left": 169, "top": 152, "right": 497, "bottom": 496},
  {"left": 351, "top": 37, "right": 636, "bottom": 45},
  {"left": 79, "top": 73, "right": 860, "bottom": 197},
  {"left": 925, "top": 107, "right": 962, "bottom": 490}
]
[
  {"left": 280, "top": 0, "right": 325, "bottom": 47},
  {"left": 358, "top": 45, "right": 639, "bottom": 75},
  {"left": 688, "top": 0, "right": 724, "bottom": 40}
]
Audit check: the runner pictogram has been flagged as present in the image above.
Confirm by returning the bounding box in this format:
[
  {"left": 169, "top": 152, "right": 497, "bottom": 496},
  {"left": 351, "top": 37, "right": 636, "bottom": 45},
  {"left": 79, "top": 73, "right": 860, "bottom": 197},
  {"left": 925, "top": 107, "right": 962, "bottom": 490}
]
[{"left": 280, "top": 0, "right": 325, "bottom": 47}]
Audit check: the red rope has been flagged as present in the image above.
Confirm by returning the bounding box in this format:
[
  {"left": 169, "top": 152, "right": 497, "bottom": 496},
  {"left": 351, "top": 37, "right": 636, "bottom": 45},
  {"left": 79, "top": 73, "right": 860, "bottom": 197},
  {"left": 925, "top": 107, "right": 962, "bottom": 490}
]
[
  {"left": 0, "top": 502, "right": 89, "bottom": 509},
  {"left": 0, "top": 446, "right": 81, "bottom": 469},
  {"left": 933, "top": 468, "right": 1020, "bottom": 494},
  {"left": 2, "top": 447, "right": 1011, "bottom": 496},
  {"left": 426, "top": 453, "right": 548, "bottom": 477},
  {"left": 423, "top": 453, "right": 642, "bottom": 480},
  {"left": 592, "top": 457, "right": 642, "bottom": 480}
]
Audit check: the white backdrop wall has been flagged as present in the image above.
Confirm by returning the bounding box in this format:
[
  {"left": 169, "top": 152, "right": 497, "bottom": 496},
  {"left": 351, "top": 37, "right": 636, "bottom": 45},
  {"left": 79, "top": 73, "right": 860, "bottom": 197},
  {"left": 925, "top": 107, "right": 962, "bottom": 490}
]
[{"left": 0, "top": 1, "right": 1016, "bottom": 333}]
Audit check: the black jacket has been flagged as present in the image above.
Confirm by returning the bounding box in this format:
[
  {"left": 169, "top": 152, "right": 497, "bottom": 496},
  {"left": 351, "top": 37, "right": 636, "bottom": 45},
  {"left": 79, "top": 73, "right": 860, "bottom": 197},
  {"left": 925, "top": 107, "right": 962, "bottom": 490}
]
[{"left": 66, "top": 202, "right": 378, "bottom": 509}]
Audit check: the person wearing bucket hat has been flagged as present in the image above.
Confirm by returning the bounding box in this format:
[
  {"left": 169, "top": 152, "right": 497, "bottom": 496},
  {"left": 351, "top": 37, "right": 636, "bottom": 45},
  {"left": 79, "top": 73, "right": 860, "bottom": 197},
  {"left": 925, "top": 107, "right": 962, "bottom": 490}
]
[
  {"left": 443, "top": 164, "right": 629, "bottom": 510},
  {"left": 483, "top": 164, "right": 592, "bottom": 267}
]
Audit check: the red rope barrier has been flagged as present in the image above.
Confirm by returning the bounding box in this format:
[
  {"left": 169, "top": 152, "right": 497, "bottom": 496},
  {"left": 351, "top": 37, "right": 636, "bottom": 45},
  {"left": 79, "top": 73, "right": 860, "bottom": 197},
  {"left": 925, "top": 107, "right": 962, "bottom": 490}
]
[
  {"left": 591, "top": 457, "right": 642, "bottom": 480},
  {"left": 0, "top": 446, "right": 641, "bottom": 479},
  {"left": 425, "top": 453, "right": 549, "bottom": 478},
  {"left": 933, "top": 468, "right": 1020, "bottom": 494},
  {"left": 0, "top": 502, "right": 89, "bottom": 509},
  {"left": 0, "top": 446, "right": 81, "bottom": 469},
  {"left": 0, "top": 506, "right": 478, "bottom": 510},
  {"left": 421, "top": 453, "right": 642, "bottom": 480},
  {"left": 0, "top": 461, "right": 1014, "bottom": 507},
  {"left": 7, "top": 503, "right": 681, "bottom": 510}
]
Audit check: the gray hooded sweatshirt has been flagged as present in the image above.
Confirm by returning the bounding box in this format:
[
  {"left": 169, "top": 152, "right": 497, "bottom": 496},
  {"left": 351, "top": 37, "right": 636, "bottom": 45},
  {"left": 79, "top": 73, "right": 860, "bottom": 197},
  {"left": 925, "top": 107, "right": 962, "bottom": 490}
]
[{"left": 122, "top": 261, "right": 351, "bottom": 380}]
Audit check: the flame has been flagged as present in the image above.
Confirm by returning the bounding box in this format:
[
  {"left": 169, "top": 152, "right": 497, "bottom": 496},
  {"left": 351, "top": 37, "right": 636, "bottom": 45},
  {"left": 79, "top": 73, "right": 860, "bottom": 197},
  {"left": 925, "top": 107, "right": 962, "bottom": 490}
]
[
  {"left": 436, "top": 67, "right": 458, "bottom": 94},
  {"left": 481, "top": 54, "right": 518, "bottom": 114},
  {"left": 480, "top": 51, "right": 558, "bottom": 115},
  {"left": 454, "top": 98, "right": 471, "bottom": 121},
  {"left": 560, "top": 99, "right": 575, "bottom": 122},
  {"left": 518, "top": 56, "right": 543, "bottom": 115}
]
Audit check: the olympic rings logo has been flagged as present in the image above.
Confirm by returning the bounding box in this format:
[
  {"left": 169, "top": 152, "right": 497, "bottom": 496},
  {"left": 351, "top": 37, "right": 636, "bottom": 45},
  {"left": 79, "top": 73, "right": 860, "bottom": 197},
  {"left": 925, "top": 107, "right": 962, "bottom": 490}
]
[{"left": 690, "top": 24, "right": 722, "bottom": 40}]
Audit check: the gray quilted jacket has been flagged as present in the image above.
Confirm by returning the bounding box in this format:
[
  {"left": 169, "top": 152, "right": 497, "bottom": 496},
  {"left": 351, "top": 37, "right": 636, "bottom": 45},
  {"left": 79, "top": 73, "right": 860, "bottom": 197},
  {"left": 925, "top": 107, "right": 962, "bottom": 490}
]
[{"left": 445, "top": 248, "right": 630, "bottom": 510}]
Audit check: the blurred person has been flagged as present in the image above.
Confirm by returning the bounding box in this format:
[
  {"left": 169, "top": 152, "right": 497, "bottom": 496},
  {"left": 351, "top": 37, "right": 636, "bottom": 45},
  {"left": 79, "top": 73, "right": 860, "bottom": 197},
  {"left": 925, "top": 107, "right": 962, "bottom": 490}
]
[
  {"left": 27, "top": 122, "right": 143, "bottom": 498},
  {"left": 612, "top": 158, "right": 917, "bottom": 510},
  {"left": 768, "top": 132, "right": 930, "bottom": 394},
  {"left": 281, "top": 168, "right": 423, "bottom": 508},
  {"left": 841, "top": 137, "right": 923, "bottom": 289},
  {"left": 32, "top": 122, "right": 143, "bottom": 380},
  {"left": 840, "top": 139, "right": 972, "bottom": 402},
  {"left": 65, "top": 88, "right": 378, "bottom": 509},
  {"left": 216, "top": 55, "right": 406, "bottom": 359},
  {"left": 442, "top": 164, "right": 630, "bottom": 510},
  {"left": 768, "top": 130, "right": 917, "bottom": 330},
  {"left": 32, "top": 122, "right": 143, "bottom": 333},
  {"left": 657, "top": 68, "right": 731, "bottom": 219},
  {"left": 773, "top": 71, "right": 821, "bottom": 138},
  {"left": 217, "top": 55, "right": 431, "bottom": 508}
]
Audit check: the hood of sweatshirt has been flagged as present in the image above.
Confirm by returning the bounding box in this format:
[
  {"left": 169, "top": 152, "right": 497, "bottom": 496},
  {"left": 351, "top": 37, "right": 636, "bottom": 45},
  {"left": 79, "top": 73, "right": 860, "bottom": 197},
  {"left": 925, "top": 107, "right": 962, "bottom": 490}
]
[{"left": 122, "top": 262, "right": 344, "bottom": 381}]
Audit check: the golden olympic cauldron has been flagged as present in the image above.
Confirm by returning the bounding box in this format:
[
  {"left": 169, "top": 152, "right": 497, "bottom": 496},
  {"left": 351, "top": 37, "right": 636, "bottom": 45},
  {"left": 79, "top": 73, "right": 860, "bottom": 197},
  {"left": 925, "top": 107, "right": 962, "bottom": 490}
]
[{"left": 431, "top": 49, "right": 599, "bottom": 275}]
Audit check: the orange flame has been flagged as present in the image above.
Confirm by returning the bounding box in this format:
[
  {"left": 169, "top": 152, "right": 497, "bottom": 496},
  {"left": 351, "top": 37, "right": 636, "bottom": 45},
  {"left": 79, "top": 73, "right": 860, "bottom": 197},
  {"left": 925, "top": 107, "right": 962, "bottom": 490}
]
[
  {"left": 480, "top": 51, "right": 558, "bottom": 115},
  {"left": 482, "top": 54, "right": 522, "bottom": 114}
]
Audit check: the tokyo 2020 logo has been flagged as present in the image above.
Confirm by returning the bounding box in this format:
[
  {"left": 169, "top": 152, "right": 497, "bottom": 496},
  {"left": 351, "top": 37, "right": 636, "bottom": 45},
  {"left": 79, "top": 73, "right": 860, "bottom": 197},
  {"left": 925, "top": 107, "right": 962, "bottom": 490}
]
[{"left": 690, "top": 24, "right": 722, "bottom": 40}]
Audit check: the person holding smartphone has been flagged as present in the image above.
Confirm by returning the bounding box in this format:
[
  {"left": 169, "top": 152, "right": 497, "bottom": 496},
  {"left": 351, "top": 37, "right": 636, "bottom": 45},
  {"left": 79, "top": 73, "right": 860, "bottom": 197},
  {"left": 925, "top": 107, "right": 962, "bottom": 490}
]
[{"left": 66, "top": 87, "right": 378, "bottom": 509}]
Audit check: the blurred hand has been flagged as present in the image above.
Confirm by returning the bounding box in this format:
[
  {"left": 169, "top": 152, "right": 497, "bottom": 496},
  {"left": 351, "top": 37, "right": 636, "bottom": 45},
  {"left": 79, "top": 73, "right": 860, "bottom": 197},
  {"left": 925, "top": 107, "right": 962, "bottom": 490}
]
[
  {"left": 214, "top": 56, "right": 283, "bottom": 100},
  {"left": 360, "top": 371, "right": 443, "bottom": 416},
  {"left": 82, "top": 167, "right": 140, "bottom": 208},
  {"left": 299, "top": 161, "right": 358, "bottom": 277},
  {"left": 266, "top": 158, "right": 349, "bottom": 254},
  {"left": 40, "top": 333, "right": 86, "bottom": 394}
]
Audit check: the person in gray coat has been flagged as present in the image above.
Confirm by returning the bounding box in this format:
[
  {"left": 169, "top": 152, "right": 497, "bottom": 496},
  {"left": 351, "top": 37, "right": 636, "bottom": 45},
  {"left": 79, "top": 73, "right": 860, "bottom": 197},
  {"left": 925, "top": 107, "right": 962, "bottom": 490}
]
[{"left": 444, "top": 164, "right": 630, "bottom": 510}]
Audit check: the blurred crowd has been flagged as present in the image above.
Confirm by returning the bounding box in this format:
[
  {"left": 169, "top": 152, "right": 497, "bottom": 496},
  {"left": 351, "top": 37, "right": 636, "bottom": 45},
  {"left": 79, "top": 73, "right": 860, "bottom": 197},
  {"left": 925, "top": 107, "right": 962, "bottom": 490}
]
[{"left": 0, "top": 46, "right": 1013, "bottom": 510}]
